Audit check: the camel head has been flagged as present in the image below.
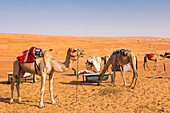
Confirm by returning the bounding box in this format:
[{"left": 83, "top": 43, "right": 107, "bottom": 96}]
[
  {"left": 101, "top": 55, "right": 110, "bottom": 61},
  {"left": 67, "top": 48, "right": 85, "bottom": 60}
]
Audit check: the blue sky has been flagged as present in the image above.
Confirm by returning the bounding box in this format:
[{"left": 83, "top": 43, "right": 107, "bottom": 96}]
[{"left": 0, "top": 0, "right": 170, "bottom": 38}]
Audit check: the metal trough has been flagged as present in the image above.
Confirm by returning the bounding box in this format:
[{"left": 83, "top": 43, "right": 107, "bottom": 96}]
[{"left": 83, "top": 73, "right": 112, "bottom": 83}]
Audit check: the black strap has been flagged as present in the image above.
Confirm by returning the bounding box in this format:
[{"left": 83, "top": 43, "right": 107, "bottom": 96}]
[{"left": 34, "top": 59, "right": 40, "bottom": 74}]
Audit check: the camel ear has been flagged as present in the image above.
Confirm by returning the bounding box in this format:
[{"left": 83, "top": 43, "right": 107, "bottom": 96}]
[{"left": 69, "top": 48, "right": 73, "bottom": 51}]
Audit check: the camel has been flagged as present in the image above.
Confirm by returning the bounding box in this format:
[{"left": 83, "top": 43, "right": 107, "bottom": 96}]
[
  {"left": 98, "top": 49, "right": 138, "bottom": 89},
  {"left": 10, "top": 48, "right": 85, "bottom": 108},
  {"left": 143, "top": 52, "right": 169, "bottom": 70},
  {"left": 85, "top": 55, "right": 110, "bottom": 73},
  {"left": 86, "top": 56, "right": 102, "bottom": 72}
]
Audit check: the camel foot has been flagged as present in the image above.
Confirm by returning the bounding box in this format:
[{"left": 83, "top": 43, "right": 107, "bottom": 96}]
[
  {"left": 128, "top": 85, "right": 132, "bottom": 88},
  {"left": 18, "top": 97, "right": 22, "bottom": 103},
  {"left": 97, "top": 83, "right": 100, "bottom": 86},
  {"left": 33, "top": 80, "right": 37, "bottom": 83},
  {"left": 52, "top": 100, "right": 57, "bottom": 105},
  {"left": 128, "top": 85, "right": 135, "bottom": 89},
  {"left": 9, "top": 98, "right": 14, "bottom": 104},
  {"left": 39, "top": 102, "right": 45, "bottom": 108},
  {"left": 111, "top": 84, "right": 115, "bottom": 87}
]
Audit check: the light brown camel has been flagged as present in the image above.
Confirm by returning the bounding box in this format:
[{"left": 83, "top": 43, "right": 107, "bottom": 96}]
[
  {"left": 143, "top": 52, "right": 169, "bottom": 70},
  {"left": 98, "top": 49, "right": 138, "bottom": 89},
  {"left": 10, "top": 48, "right": 85, "bottom": 108}
]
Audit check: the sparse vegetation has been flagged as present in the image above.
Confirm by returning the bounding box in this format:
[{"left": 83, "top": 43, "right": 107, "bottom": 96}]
[{"left": 99, "top": 88, "right": 121, "bottom": 97}]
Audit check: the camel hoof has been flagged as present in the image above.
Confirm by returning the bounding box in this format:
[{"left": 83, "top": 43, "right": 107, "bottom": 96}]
[
  {"left": 123, "top": 84, "right": 127, "bottom": 86},
  {"left": 9, "top": 99, "right": 14, "bottom": 104},
  {"left": 128, "top": 85, "right": 131, "bottom": 88},
  {"left": 18, "top": 97, "right": 22, "bottom": 103},
  {"left": 131, "top": 87, "right": 135, "bottom": 89},
  {"left": 33, "top": 81, "right": 37, "bottom": 83}
]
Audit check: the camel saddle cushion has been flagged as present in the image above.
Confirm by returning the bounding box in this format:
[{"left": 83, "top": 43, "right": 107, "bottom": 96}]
[
  {"left": 148, "top": 53, "right": 154, "bottom": 58},
  {"left": 17, "top": 46, "right": 45, "bottom": 63},
  {"left": 112, "top": 49, "right": 132, "bottom": 56}
]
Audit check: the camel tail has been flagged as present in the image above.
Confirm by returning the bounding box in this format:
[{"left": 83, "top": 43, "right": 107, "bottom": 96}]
[{"left": 136, "top": 56, "right": 138, "bottom": 70}]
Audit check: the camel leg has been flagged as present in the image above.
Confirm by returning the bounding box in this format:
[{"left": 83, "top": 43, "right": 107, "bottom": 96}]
[
  {"left": 33, "top": 74, "right": 37, "bottom": 83},
  {"left": 131, "top": 72, "right": 138, "bottom": 89},
  {"left": 146, "top": 60, "right": 150, "bottom": 70},
  {"left": 111, "top": 65, "right": 116, "bottom": 86},
  {"left": 129, "top": 56, "right": 138, "bottom": 88},
  {"left": 153, "top": 60, "right": 157, "bottom": 70},
  {"left": 16, "top": 77, "right": 22, "bottom": 103},
  {"left": 97, "top": 58, "right": 111, "bottom": 86},
  {"left": 110, "top": 66, "right": 114, "bottom": 83},
  {"left": 39, "top": 73, "right": 46, "bottom": 108},
  {"left": 143, "top": 57, "right": 146, "bottom": 70},
  {"left": 129, "top": 69, "right": 135, "bottom": 88},
  {"left": 10, "top": 76, "right": 16, "bottom": 104},
  {"left": 49, "top": 73, "right": 57, "bottom": 105},
  {"left": 118, "top": 65, "right": 127, "bottom": 86}
]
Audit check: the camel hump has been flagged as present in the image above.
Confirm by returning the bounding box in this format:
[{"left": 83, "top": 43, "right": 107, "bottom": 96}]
[
  {"left": 148, "top": 53, "right": 154, "bottom": 58},
  {"left": 112, "top": 49, "right": 132, "bottom": 56}
]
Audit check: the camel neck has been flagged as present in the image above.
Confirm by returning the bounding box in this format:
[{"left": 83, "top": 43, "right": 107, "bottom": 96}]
[{"left": 63, "top": 55, "right": 72, "bottom": 70}]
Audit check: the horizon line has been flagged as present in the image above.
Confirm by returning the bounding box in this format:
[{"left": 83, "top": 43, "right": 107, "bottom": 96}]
[{"left": 0, "top": 32, "right": 169, "bottom": 39}]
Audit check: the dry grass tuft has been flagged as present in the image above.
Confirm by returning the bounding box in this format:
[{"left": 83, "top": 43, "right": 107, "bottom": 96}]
[{"left": 99, "top": 88, "right": 121, "bottom": 97}]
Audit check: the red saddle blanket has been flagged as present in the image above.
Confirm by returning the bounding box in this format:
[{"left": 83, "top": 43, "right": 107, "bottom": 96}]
[
  {"left": 17, "top": 46, "right": 36, "bottom": 63},
  {"left": 148, "top": 53, "right": 154, "bottom": 58}
]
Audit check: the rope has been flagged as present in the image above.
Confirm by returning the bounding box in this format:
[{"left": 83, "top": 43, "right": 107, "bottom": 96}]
[{"left": 76, "top": 51, "right": 79, "bottom": 103}]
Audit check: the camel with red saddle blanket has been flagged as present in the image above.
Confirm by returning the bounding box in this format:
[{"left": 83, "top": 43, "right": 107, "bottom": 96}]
[
  {"left": 10, "top": 47, "right": 85, "bottom": 108},
  {"left": 143, "top": 52, "right": 169, "bottom": 70}
]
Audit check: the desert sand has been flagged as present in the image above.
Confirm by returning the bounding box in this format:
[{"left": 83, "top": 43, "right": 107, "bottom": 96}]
[{"left": 0, "top": 33, "right": 170, "bottom": 113}]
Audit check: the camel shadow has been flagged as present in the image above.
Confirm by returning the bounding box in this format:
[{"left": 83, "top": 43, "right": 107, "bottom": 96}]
[
  {"left": 166, "top": 56, "right": 170, "bottom": 58},
  {"left": 0, "top": 98, "right": 10, "bottom": 103},
  {"left": 0, "top": 81, "right": 9, "bottom": 84},
  {"left": 59, "top": 81, "right": 105, "bottom": 86},
  {"left": 62, "top": 74, "right": 75, "bottom": 76}
]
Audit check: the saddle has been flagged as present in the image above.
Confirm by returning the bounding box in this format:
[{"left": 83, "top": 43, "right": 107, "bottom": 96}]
[
  {"left": 17, "top": 46, "right": 45, "bottom": 63},
  {"left": 148, "top": 53, "right": 154, "bottom": 58},
  {"left": 112, "top": 49, "right": 132, "bottom": 56},
  {"left": 17, "top": 47, "right": 45, "bottom": 74}
]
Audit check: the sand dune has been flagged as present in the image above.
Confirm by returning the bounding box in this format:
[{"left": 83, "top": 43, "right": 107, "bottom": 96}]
[{"left": 0, "top": 33, "right": 169, "bottom": 112}]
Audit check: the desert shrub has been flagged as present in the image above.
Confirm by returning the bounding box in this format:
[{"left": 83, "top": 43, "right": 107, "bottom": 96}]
[{"left": 99, "top": 88, "right": 121, "bottom": 97}]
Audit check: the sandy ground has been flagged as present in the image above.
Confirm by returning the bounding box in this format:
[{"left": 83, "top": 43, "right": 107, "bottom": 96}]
[{"left": 0, "top": 33, "right": 170, "bottom": 113}]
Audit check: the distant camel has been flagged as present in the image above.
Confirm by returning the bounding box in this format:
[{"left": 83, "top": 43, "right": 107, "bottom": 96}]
[
  {"left": 10, "top": 48, "right": 85, "bottom": 108},
  {"left": 85, "top": 55, "right": 110, "bottom": 72},
  {"left": 143, "top": 52, "right": 169, "bottom": 70},
  {"left": 98, "top": 49, "right": 138, "bottom": 89},
  {"left": 86, "top": 56, "right": 102, "bottom": 72}
]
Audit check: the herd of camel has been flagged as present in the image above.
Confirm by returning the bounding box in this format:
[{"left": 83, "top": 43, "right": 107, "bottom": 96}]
[{"left": 10, "top": 48, "right": 169, "bottom": 108}]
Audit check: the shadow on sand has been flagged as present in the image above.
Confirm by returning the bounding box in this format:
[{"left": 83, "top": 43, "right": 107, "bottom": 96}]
[
  {"left": 0, "top": 81, "right": 9, "bottom": 84},
  {"left": 62, "top": 74, "right": 75, "bottom": 76},
  {"left": 0, "top": 98, "right": 11, "bottom": 103},
  {"left": 59, "top": 80, "right": 110, "bottom": 86}
]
